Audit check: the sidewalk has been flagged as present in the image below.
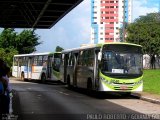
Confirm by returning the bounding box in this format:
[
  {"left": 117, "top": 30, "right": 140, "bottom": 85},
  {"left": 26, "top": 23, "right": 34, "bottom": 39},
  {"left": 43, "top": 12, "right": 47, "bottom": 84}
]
[{"left": 132, "top": 92, "right": 160, "bottom": 105}]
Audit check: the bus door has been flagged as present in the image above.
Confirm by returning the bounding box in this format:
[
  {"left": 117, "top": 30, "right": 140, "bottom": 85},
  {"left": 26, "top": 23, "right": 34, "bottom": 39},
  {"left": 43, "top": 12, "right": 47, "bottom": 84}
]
[
  {"left": 47, "top": 56, "right": 52, "bottom": 79},
  {"left": 63, "top": 54, "right": 69, "bottom": 83},
  {"left": 73, "top": 53, "right": 78, "bottom": 86},
  {"left": 27, "top": 57, "right": 32, "bottom": 79},
  {"left": 18, "top": 57, "right": 24, "bottom": 78},
  {"left": 94, "top": 49, "right": 100, "bottom": 90},
  {"left": 17, "top": 58, "right": 21, "bottom": 77}
]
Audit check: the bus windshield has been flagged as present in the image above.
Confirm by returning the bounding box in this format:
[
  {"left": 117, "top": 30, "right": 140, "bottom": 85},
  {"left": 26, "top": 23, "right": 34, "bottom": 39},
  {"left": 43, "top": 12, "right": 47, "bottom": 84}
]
[{"left": 101, "top": 44, "right": 143, "bottom": 78}]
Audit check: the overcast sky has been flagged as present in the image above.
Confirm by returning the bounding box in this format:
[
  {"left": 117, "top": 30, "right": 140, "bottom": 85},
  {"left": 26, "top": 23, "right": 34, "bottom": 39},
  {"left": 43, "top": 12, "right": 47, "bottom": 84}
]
[{"left": 0, "top": 0, "right": 159, "bottom": 53}]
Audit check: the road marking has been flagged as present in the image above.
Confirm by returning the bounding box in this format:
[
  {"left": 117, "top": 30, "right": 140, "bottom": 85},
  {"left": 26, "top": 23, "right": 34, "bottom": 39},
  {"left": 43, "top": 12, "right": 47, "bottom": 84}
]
[
  {"left": 59, "top": 91, "right": 69, "bottom": 96},
  {"left": 9, "top": 96, "right": 13, "bottom": 114}
]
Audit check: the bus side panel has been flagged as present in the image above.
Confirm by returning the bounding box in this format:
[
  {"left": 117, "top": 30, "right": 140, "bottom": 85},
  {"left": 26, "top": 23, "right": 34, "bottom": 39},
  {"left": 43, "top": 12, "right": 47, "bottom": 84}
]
[
  {"left": 59, "top": 64, "right": 64, "bottom": 82},
  {"left": 31, "top": 66, "right": 43, "bottom": 80},
  {"left": 67, "top": 66, "right": 74, "bottom": 85},
  {"left": 76, "top": 66, "right": 94, "bottom": 88}
]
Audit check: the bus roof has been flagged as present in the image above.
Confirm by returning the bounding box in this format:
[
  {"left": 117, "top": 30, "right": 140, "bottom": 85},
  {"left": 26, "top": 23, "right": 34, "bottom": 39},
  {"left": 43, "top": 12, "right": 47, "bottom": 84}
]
[
  {"left": 62, "top": 42, "right": 142, "bottom": 53},
  {"left": 62, "top": 44, "right": 97, "bottom": 53},
  {"left": 14, "top": 52, "right": 61, "bottom": 57},
  {"left": 97, "top": 42, "right": 142, "bottom": 47}
]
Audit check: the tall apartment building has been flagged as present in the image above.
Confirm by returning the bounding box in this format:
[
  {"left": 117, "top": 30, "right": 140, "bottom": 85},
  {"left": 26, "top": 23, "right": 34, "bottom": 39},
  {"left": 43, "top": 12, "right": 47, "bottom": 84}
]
[{"left": 91, "top": 0, "right": 132, "bottom": 44}]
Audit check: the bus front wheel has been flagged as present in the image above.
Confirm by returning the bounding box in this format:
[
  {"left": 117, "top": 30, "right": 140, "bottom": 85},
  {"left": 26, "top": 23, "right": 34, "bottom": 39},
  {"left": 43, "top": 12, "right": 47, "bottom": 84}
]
[{"left": 87, "top": 78, "right": 92, "bottom": 90}]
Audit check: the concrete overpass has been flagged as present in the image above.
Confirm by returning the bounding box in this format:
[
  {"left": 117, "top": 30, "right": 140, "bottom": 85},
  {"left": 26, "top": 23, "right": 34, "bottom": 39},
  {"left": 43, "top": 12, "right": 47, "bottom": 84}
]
[{"left": 0, "top": 0, "right": 83, "bottom": 28}]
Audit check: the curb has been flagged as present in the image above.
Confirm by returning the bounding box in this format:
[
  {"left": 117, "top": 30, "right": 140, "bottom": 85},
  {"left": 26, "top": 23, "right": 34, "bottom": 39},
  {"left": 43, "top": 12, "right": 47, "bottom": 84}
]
[{"left": 131, "top": 93, "right": 160, "bottom": 105}]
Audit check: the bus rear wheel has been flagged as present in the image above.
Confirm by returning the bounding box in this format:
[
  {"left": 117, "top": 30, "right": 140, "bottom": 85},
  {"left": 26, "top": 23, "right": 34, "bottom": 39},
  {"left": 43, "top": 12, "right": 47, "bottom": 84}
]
[{"left": 41, "top": 73, "right": 46, "bottom": 83}]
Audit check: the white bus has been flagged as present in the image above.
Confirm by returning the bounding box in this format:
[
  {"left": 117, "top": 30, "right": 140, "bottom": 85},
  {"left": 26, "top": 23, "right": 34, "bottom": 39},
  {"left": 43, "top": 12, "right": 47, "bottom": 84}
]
[
  {"left": 12, "top": 52, "right": 61, "bottom": 82},
  {"left": 60, "top": 43, "right": 143, "bottom": 93}
]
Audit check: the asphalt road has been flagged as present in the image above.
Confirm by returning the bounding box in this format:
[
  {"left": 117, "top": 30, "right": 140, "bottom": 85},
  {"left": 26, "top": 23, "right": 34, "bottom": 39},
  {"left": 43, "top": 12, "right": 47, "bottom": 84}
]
[{"left": 10, "top": 78, "right": 160, "bottom": 120}]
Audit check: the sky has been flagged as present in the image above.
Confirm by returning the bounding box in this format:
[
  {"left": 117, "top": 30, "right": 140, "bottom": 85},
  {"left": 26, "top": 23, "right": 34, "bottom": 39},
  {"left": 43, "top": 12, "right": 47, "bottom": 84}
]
[
  {"left": 36, "top": 0, "right": 159, "bottom": 52},
  {"left": 0, "top": 0, "right": 159, "bottom": 53}
]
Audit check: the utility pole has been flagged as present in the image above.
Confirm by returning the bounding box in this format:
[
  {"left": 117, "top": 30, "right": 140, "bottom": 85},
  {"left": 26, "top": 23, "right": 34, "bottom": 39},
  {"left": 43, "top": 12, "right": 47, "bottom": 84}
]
[{"left": 122, "top": 0, "right": 126, "bottom": 42}]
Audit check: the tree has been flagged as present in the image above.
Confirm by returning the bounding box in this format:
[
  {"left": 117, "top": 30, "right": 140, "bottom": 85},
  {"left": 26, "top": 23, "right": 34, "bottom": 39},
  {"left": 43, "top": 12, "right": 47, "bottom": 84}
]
[
  {"left": 0, "top": 28, "right": 41, "bottom": 67},
  {"left": 55, "top": 46, "right": 64, "bottom": 52},
  {"left": 15, "top": 29, "right": 41, "bottom": 54},
  {"left": 0, "top": 48, "right": 18, "bottom": 67},
  {"left": 0, "top": 28, "right": 17, "bottom": 49},
  {"left": 0, "top": 28, "right": 41, "bottom": 54},
  {"left": 126, "top": 13, "right": 160, "bottom": 69}
]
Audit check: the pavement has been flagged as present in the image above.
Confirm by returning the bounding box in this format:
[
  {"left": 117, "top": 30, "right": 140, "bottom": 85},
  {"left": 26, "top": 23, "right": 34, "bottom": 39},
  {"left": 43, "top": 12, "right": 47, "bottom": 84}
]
[
  {"left": 10, "top": 77, "right": 160, "bottom": 106},
  {"left": 131, "top": 92, "right": 160, "bottom": 105}
]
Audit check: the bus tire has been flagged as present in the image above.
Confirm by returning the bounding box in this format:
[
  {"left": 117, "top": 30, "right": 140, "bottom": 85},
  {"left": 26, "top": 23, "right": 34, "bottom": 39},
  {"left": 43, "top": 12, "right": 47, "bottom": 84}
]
[
  {"left": 67, "top": 75, "right": 71, "bottom": 87},
  {"left": 41, "top": 73, "right": 46, "bottom": 83},
  {"left": 87, "top": 78, "right": 92, "bottom": 90},
  {"left": 21, "top": 72, "right": 25, "bottom": 81}
]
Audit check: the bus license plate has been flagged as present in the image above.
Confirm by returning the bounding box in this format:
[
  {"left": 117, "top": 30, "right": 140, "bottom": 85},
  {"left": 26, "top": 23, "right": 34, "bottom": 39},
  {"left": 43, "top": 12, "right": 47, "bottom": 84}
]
[{"left": 120, "top": 86, "right": 128, "bottom": 90}]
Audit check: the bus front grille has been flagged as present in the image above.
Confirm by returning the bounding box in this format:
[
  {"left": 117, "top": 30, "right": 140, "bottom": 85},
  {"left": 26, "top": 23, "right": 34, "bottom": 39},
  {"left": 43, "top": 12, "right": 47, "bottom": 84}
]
[{"left": 114, "top": 86, "right": 133, "bottom": 90}]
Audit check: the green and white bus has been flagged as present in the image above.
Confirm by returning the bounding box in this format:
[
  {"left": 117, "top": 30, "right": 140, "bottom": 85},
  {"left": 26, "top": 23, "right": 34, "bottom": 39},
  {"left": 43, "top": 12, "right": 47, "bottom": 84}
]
[
  {"left": 60, "top": 43, "right": 143, "bottom": 92},
  {"left": 12, "top": 52, "right": 61, "bottom": 82}
]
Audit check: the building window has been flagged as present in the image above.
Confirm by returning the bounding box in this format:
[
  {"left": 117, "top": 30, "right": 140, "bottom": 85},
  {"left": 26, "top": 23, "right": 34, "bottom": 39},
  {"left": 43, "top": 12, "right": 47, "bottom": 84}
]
[
  {"left": 105, "top": 6, "right": 109, "bottom": 8},
  {"left": 93, "top": 6, "right": 97, "bottom": 8},
  {"left": 105, "top": 33, "right": 109, "bottom": 35},
  {"left": 100, "top": 27, "right": 103, "bottom": 29},
  {"left": 92, "top": 22, "right": 97, "bottom": 24}
]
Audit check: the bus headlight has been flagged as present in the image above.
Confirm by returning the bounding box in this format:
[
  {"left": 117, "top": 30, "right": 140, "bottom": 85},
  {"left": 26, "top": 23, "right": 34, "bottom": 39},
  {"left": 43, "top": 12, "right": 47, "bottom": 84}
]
[
  {"left": 100, "top": 77, "right": 110, "bottom": 84},
  {"left": 134, "top": 80, "right": 143, "bottom": 86}
]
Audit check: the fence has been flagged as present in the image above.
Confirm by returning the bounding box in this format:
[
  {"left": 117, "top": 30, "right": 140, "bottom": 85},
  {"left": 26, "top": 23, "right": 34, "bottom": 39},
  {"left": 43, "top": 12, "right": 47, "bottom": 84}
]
[{"left": 143, "top": 54, "right": 160, "bottom": 69}]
